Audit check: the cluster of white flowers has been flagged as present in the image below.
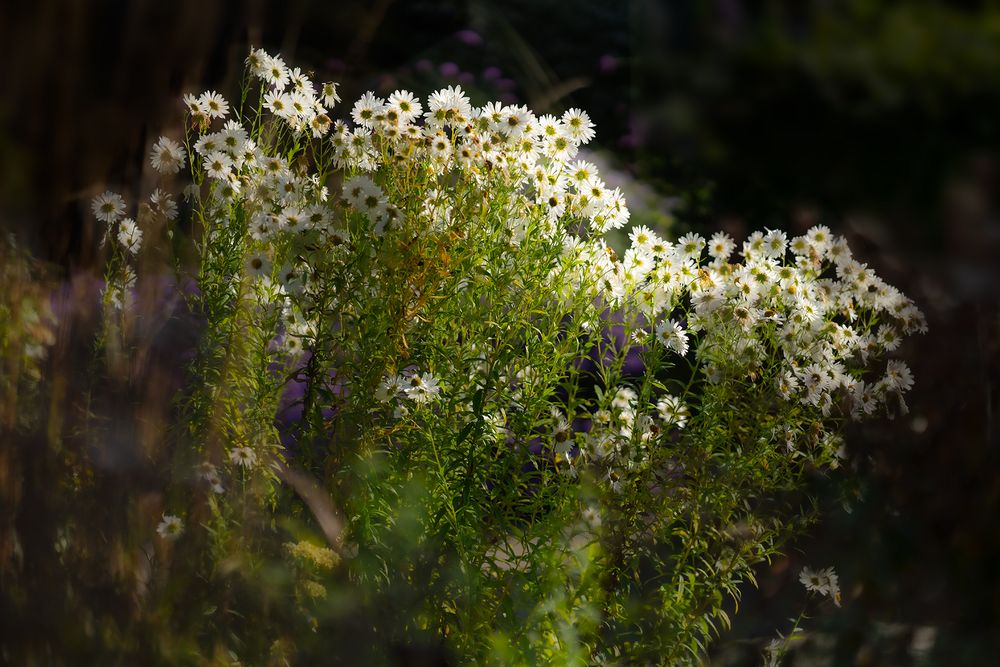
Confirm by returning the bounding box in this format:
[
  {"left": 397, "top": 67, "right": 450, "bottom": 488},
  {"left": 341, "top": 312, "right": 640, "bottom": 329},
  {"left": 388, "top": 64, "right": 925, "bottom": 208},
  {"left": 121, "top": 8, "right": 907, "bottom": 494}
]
[
  {"left": 196, "top": 462, "right": 225, "bottom": 494},
  {"left": 78, "top": 50, "right": 935, "bottom": 662},
  {"left": 89, "top": 185, "right": 182, "bottom": 308},
  {"left": 90, "top": 187, "right": 185, "bottom": 311},
  {"left": 320, "top": 83, "right": 628, "bottom": 233},
  {"left": 376, "top": 371, "right": 442, "bottom": 405},
  {"left": 245, "top": 49, "right": 337, "bottom": 137},
  {"left": 596, "top": 224, "right": 925, "bottom": 417},
  {"left": 91, "top": 47, "right": 923, "bottom": 504},
  {"left": 540, "top": 219, "right": 925, "bottom": 486},
  {"left": 586, "top": 391, "right": 683, "bottom": 488}
]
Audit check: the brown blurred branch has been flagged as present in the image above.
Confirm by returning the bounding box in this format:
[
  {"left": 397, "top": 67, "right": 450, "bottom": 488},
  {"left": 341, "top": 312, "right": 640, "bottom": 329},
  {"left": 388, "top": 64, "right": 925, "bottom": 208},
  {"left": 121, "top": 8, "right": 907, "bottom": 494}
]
[{"left": 272, "top": 459, "right": 344, "bottom": 551}]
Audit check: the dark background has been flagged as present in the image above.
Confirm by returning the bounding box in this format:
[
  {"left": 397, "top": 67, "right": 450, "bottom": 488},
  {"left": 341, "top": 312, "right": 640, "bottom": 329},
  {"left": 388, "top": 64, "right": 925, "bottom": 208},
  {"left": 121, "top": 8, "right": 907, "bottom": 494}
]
[{"left": 2, "top": 1, "right": 998, "bottom": 664}]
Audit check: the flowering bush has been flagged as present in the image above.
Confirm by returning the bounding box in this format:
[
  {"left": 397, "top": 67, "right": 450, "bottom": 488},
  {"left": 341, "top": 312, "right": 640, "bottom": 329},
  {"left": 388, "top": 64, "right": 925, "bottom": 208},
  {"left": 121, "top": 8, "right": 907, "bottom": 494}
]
[{"left": 68, "top": 48, "right": 927, "bottom": 664}]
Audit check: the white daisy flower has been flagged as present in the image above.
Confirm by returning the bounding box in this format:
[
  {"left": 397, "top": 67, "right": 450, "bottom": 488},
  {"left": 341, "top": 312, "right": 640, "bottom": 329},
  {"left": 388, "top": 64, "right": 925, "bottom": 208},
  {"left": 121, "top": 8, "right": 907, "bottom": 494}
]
[
  {"left": 248, "top": 212, "right": 277, "bottom": 241},
  {"left": 149, "top": 189, "right": 178, "bottom": 220},
  {"left": 789, "top": 234, "right": 811, "bottom": 256},
  {"left": 550, "top": 407, "right": 574, "bottom": 460},
  {"left": 611, "top": 387, "right": 637, "bottom": 411},
  {"left": 196, "top": 462, "right": 224, "bottom": 494},
  {"left": 426, "top": 85, "right": 472, "bottom": 127},
  {"left": 799, "top": 566, "right": 841, "bottom": 606},
  {"left": 310, "top": 112, "right": 332, "bottom": 138},
  {"left": 265, "top": 91, "right": 292, "bottom": 118},
  {"left": 149, "top": 136, "right": 187, "bottom": 174},
  {"left": 246, "top": 47, "right": 271, "bottom": 78},
  {"left": 544, "top": 133, "right": 577, "bottom": 162},
  {"left": 245, "top": 252, "right": 272, "bottom": 278},
  {"left": 198, "top": 90, "right": 229, "bottom": 119},
  {"left": 220, "top": 120, "right": 249, "bottom": 153},
  {"left": 91, "top": 190, "right": 126, "bottom": 223},
  {"left": 501, "top": 104, "right": 531, "bottom": 138},
  {"left": 536, "top": 114, "right": 564, "bottom": 141},
  {"left": 567, "top": 159, "right": 598, "bottom": 185},
  {"left": 229, "top": 446, "right": 257, "bottom": 468},
  {"left": 677, "top": 232, "right": 706, "bottom": 261},
  {"left": 351, "top": 91, "right": 385, "bottom": 129},
  {"left": 656, "top": 394, "right": 689, "bottom": 429},
  {"left": 342, "top": 175, "right": 382, "bottom": 211},
  {"left": 762, "top": 229, "right": 788, "bottom": 257},
  {"left": 262, "top": 55, "right": 290, "bottom": 90},
  {"left": 320, "top": 81, "right": 341, "bottom": 107},
  {"left": 883, "top": 359, "right": 914, "bottom": 393},
  {"left": 193, "top": 131, "right": 224, "bottom": 157},
  {"left": 628, "top": 225, "right": 657, "bottom": 252},
  {"left": 561, "top": 108, "right": 595, "bottom": 144},
  {"left": 375, "top": 374, "right": 406, "bottom": 403},
  {"left": 427, "top": 132, "right": 452, "bottom": 161},
  {"left": 202, "top": 151, "right": 233, "bottom": 180},
  {"left": 386, "top": 90, "right": 422, "bottom": 124},
  {"left": 707, "top": 231, "right": 735, "bottom": 260},
  {"left": 156, "top": 514, "right": 184, "bottom": 541},
  {"left": 404, "top": 372, "right": 441, "bottom": 404},
  {"left": 183, "top": 92, "right": 206, "bottom": 116},
  {"left": 805, "top": 225, "right": 833, "bottom": 254},
  {"left": 776, "top": 369, "right": 800, "bottom": 400},
  {"left": 277, "top": 206, "right": 306, "bottom": 233},
  {"left": 277, "top": 264, "right": 305, "bottom": 296},
  {"left": 288, "top": 66, "right": 311, "bottom": 92},
  {"left": 117, "top": 217, "right": 142, "bottom": 254},
  {"left": 655, "top": 319, "right": 689, "bottom": 356},
  {"left": 288, "top": 90, "right": 313, "bottom": 119}
]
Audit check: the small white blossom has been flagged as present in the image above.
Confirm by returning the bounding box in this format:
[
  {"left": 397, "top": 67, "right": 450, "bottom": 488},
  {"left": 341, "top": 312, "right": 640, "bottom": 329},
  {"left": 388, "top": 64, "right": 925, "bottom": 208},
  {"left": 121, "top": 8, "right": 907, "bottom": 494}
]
[
  {"left": 799, "top": 566, "right": 841, "bottom": 606},
  {"left": 404, "top": 372, "right": 441, "bottom": 404},
  {"left": 117, "top": 217, "right": 142, "bottom": 254},
  {"left": 149, "top": 188, "right": 178, "bottom": 220},
  {"left": 199, "top": 90, "right": 229, "bottom": 119},
  {"left": 157, "top": 514, "right": 184, "bottom": 540},
  {"left": 656, "top": 394, "right": 689, "bottom": 429},
  {"left": 149, "top": 136, "right": 187, "bottom": 174},
  {"left": 196, "top": 462, "right": 224, "bottom": 494},
  {"left": 229, "top": 446, "right": 257, "bottom": 468},
  {"left": 655, "top": 319, "right": 689, "bottom": 356},
  {"left": 91, "top": 191, "right": 126, "bottom": 223}
]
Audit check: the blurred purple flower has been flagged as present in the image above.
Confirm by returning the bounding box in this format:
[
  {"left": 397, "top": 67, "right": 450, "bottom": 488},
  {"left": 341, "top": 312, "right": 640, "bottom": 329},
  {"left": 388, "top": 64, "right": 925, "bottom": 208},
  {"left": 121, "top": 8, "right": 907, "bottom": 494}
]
[
  {"left": 377, "top": 74, "right": 397, "bottom": 93},
  {"left": 599, "top": 54, "right": 621, "bottom": 74},
  {"left": 455, "top": 29, "right": 482, "bottom": 46}
]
